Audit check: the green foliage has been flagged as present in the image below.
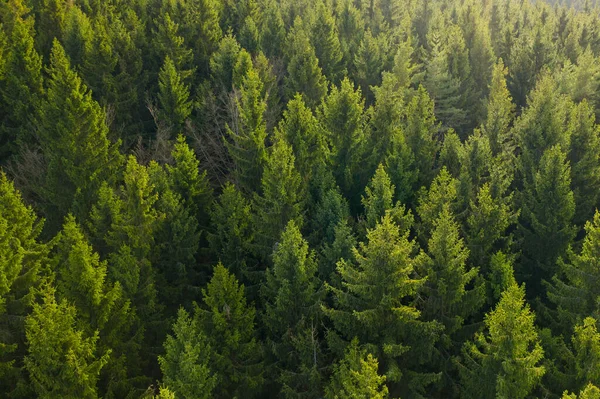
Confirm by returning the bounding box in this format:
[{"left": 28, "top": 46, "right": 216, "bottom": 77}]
[
  {"left": 483, "top": 59, "right": 516, "bottom": 158},
  {"left": 309, "top": 1, "right": 343, "bottom": 84},
  {"left": 24, "top": 284, "right": 110, "bottom": 399},
  {"left": 262, "top": 220, "right": 323, "bottom": 397},
  {"left": 572, "top": 317, "right": 600, "bottom": 388},
  {"left": 225, "top": 67, "right": 268, "bottom": 195},
  {"left": 563, "top": 384, "right": 600, "bottom": 399},
  {"left": 157, "top": 56, "right": 193, "bottom": 132},
  {"left": 37, "top": 39, "right": 123, "bottom": 230},
  {"left": 458, "top": 283, "right": 545, "bottom": 399},
  {"left": 325, "top": 338, "right": 388, "bottom": 399},
  {"left": 319, "top": 78, "right": 366, "bottom": 203},
  {"left": 196, "top": 263, "right": 263, "bottom": 397},
  {"left": 325, "top": 213, "right": 442, "bottom": 396},
  {"left": 519, "top": 145, "right": 576, "bottom": 295},
  {"left": 284, "top": 17, "right": 328, "bottom": 108},
  {"left": 158, "top": 308, "right": 216, "bottom": 399}
]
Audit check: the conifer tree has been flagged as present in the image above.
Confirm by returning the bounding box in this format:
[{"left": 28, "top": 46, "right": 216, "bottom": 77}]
[
  {"left": 277, "top": 93, "right": 327, "bottom": 190},
  {"left": 319, "top": 78, "right": 367, "bottom": 203},
  {"left": 254, "top": 134, "right": 303, "bottom": 260},
  {"left": 458, "top": 283, "right": 545, "bottom": 399},
  {"left": 404, "top": 86, "right": 439, "bottom": 190},
  {"left": 0, "top": 15, "right": 43, "bottom": 159},
  {"left": 519, "top": 145, "right": 575, "bottom": 296},
  {"left": 158, "top": 308, "right": 216, "bottom": 399},
  {"left": 563, "top": 384, "right": 600, "bottom": 399},
  {"left": 262, "top": 220, "right": 323, "bottom": 397},
  {"left": 439, "top": 130, "right": 463, "bottom": 178},
  {"left": 284, "top": 17, "right": 328, "bottom": 108},
  {"left": 325, "top": 339, "right": 388, "bottom": 399},
  {"left": 225, "top": 67, "right": 268, "bottom": 195},
  {"left": 209, "top": 34, "right": 242, "bottom": 91},
  {"left": 309, "top": 1, "right": 344, "bottom": 84},
  {"left": 548, "top": 211, "right": 600, "bottom": 330},
  {"left": 37, "top": 39, "right": 123, "bottom": 230},
  {"left": 179, "top": 0, "right": 222, "bottom": 76},
  {"left": 483, "top": 59, "right": 516, "bottom": 157},
  {"left": 154, "top": 13, "right": 195, "bottom": 82},
  {"left": 257, "top": 0, "right": 285, "bottom": 59},
  {"left": 354, "top": 30, "right": 385, "bottom": 105},
  {"left": 24, "top": 284, "right": 110, "bottom": 399},
  {"left": 415, "top": 206, "right": 484, "bottom": 341},
  {"left": 361, "top": 164, "right": 412, "bottom": 231},
  {"left": 568, "top": 100, "right": 600, "bottom": 226},
  {"left": 324, "top": 213, "right": 442, "bottom": 396},
  {"left": 417, "top": 167, "right": 459, "bottom": 239},
  {"left": 572, "top": 317, "right": 600, "bottom": 389},
  {"left": 208, "top": 183, "right": 257, "bottom": 288},
  {"left": 196, "top": 263, "right": 263, "bottom": 398},
  {"left": 157, "top": 56, "right": 193, "bottom": 133},
  {"left": 0, "top": 172, "right": 46, "bottom": 395},
  {"left": 166, "top": 135, "right": 213, "bottom": 229},
  {"left": 336, "top": 0, "right": 364, "bottom": 78}
]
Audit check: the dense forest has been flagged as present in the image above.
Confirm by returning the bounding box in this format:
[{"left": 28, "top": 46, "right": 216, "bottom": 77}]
[{"left": 3, "top": 0, "right": 600, "bottom": 397}]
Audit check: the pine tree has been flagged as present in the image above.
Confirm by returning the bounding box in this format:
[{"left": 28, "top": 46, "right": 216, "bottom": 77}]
[
  {"left": 284, "top": 17, "right": 328, "bottom": 108},
  {"left": 439, "top": 129, "right": 463, "bottom": 178},
  {"left": 519, "top": 145, "right": 575, "bottom": 297},
  {"left": 257, "top": 0, "right": 285, "bottom": 59},
  {"left": 179, "top": 0, "right": 222, "bottom": 76},
  {"left": 325, "top": 339, "right": 388, "bottom": 399},
  {"left": 336, "top": 0, "right": 365, "bottom": 78},
  {"left": 415, "top": 206, "right": 484, "bottom": 341},
  {"left": 417, "top": 167, "right": 459, "bottom": 239},
  {"left": 319, "top": 78, "right": 367, "bottom": 203},
  {"left": 0, "top": 15, "right": 43, "bottom": 159},
  {"left": 24, "top": 284, "right": 110, "bottom": 399},
  {"left": 254, "top": 134, "right": 303, "bottom": 260},
  {"left": 457, "top": 283, "right": 545, "bottom": 399},
  {"left": 158, "top": 308, "right": 216, "bottom": 399},
  {"left": 324, "top": 213, "right": 442, "bottom": 396},
  {"left": 37, "top": 39, "right": 123, "bottom": 230},
  {"left": 157, "top": 56, "right": 193, "bottom": 133},
  {"left": 262, "top": 220, "right": 323, "bottom": 397},
  {"left": 196, "top": 263, "right": 263, "bottom": 397},
  {"left": 225, "top": 67, "right": 268, "bottom": 195}
]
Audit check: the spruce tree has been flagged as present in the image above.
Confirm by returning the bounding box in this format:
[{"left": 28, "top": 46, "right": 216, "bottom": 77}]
[
  {"left": 309, "top": 1, "right": 344, "bottom": 84},
  {"left": 519, "top": 145, "right": 575, "bottom": 297},
  {"left": 0, "top": 172, "right": 46, "bottom": 395},
  {"left": 415, "top": 206, "right": 484, "bottom": 341},
  {"left": 457, "top": 283, "right": 545, "bottom": 399},
  {"left": 483, "top": 59, "right": 516, "bottom": 158},
  {"left": 563, "top": 384, "right": 600, "bottom": 399},
  {"left": 37, "top": 39, "right": 123, "bottom": 230},
  {"left": 325, "top": 339, "right": 388, "bottom": 399},
  {"left": 209, "top": 34, "right": 243, "bottom": 91},
  {"left": 262, "top": 220, "right": 323, "bottom": 397},
  {"left": 158, "top": 308, "right": 216, "bottom": 399},
  {"left": 354, "top": 30, "right": 385, "bottom": 105},
  {"left": 284, "top": 17, "right": 328, "bottom": 108},
  {"left": 253, "top": 134, "right": 303, "bottom": 261},
  {"left": 153, "top": 13, "right": 195, "bottom": 83},
  {"left": 572, "top": 317, "right": 600, "bottom": 389},
  {"left": 568, "top": 100, "right": 600, "bottom": 226},
  {"left": 548, "top": 211, "right": 600, "bottom": 330},
  {"left": 157, "top": 56, "right": 193, "bottom": 133},
  {"left": 324, "top": 213, "right": 442, "bottom": 396},
  {"left": 225, "top": 67, "right": 268, "bottom": 195},
  {"left": 404, "top": 86, "right": 439, "bottom": 190},
  {"left": 196, "top": 263, "right": 263, "bottom": 398},
  {"left": 0, "top": 15, "right": 43, "bottom": 159},
  {"left": 24, "top": 284, "right": 110, "bottom": 399},
  {"left": 318, "top": 78, "right": 367, "bottom": 203}
]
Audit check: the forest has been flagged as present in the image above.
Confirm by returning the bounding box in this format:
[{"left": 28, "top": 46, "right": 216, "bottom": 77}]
[{"left": 3, "top": 0, "right": 600, "bottom": 397}]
